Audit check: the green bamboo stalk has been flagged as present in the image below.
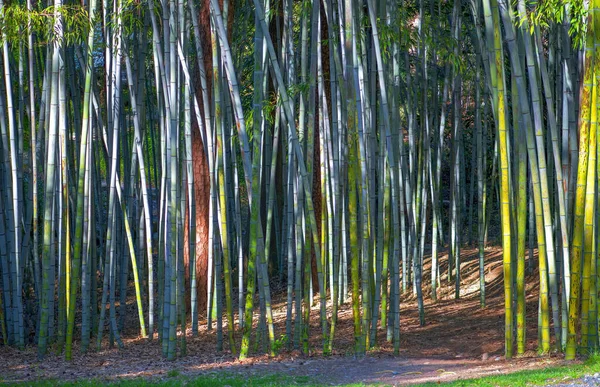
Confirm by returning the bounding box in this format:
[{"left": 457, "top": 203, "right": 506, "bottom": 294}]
[
  {"left": 580, "top": 32, "right": 600, "bottom": 350},
  {"left": 485, "top": 0, "right": 513, "bottom": 357},
  {"left": 566, "top": 0, "right": 596, "bottom": 360},
  {"left": 38, "top": 32, "right": 61, "bottom": 358},
  {"left": 1, "top": 0, "right": 24, "bottom": 349},
  {"left": 65, "top": 0, "right": 98, "bottom": 359}
]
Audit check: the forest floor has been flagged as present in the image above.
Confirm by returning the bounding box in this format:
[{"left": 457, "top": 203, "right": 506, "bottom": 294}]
[{"left": 0, "top": 247, "right": 577, "bottom": 385}]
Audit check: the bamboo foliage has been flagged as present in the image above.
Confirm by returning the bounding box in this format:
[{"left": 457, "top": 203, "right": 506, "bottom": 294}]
[{"left": 0, "top": 0, "right": 596, "bottom": 362}]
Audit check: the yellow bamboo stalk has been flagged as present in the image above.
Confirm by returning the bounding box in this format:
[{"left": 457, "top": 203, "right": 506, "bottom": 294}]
[
  {"left": 566, "top": 0, "right": 596, "bottom": 360},
  {"left": 488, "top": 0, "right": 513, "bottom": 358}
]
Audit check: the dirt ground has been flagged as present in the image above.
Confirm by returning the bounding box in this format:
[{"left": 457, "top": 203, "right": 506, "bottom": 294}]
[{"left": 0, "top": 247, "right": 572, "bottom": 385}]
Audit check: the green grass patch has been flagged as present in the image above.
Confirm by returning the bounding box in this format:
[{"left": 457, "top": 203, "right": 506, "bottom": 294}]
[{"left": 412, "top": 354, "right": 600, "bottom": 387}]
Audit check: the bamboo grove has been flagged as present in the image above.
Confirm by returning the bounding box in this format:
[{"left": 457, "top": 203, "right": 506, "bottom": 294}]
[{"left": 0, "top": 0, "right": 597, "bottom": 363}]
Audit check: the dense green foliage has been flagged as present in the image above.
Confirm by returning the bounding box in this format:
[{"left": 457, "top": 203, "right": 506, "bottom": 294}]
[{"left": 0, "top": 0, "right": 598, "bottom": 366}]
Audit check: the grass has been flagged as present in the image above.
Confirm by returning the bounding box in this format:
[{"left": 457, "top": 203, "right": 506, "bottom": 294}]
[
  {"left": 412, "top": 354, "right": 600, "bottom": 387},
  {"left": 6, "top": 355, "right": 600, "bottom": 386}
]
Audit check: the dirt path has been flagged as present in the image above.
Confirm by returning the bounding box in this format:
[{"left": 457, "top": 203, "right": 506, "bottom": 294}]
[
  {"left": 244, "top": 354, "right": 565, "bottom": 385},
  {"left": 0, "top": 344, "right": 565, "bottom": 385},
  {"left": 0, "top": 247, "right": 566, "bottom": 385}
]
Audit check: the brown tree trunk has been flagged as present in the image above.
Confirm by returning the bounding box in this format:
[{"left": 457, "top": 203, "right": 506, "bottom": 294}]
[
  {"left": 190, "top": 130, "right": 210, "bottom": 315},
  {"left": 184, "top": 0, "right": 234, "bottom": 316},
  {"left": 183, "top": 0, "right": 212, "bottom": 316}
]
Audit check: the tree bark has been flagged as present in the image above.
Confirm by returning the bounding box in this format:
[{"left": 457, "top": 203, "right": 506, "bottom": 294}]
[
  {"left": 185, "top": 0, "right": 212, "bottom": 316},
  {"left": 185, "top": 0, "right": 234, "bottom": 317}
]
